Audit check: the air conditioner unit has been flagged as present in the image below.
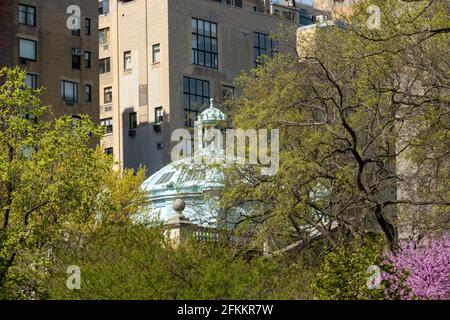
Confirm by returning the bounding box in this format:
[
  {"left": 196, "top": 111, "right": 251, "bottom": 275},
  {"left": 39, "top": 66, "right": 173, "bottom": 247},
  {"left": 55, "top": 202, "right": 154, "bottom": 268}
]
[
  {"left": 128, "top": 129, "right": 136, "bottom": 137},
  {"left": 71, "top": 48, "right": 83, "bottom": 56}
]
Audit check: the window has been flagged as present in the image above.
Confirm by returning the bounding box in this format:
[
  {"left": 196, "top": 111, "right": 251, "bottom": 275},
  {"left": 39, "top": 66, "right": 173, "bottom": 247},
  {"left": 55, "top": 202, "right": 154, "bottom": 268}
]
[
  {"left": 99, "top": 28, "right": 110, "bottom": 44},
  {"left": 222, "top": 85, "right": 234, "bottom": 100},
  {"left": 105, "top": 147, "right": 113, "bottom": 155},
  {"left": 101, "top": 118, "right": 113, "bottom": 134},
  {"left": 85, "top": 18, "right": 91, "bottom": 35},
  {"left": 19, "top": 38, "right": 36, "bottom": 61},
  {"left": 223, "top": 0, "right": 242, "bottom": 6},
  {"left": 85, "top": 84, "right": 92, "bottom": 102},
  {"left": 253, "top": 32, "right": 278, "bottom": 65},
  {"left": 124, "top": 51, "right": 132, "bottom": 70},
  {"left": 99, "top": 58, "right": 111, "bottom": 74},
  {"left": 19, "top": 4, "right": 36, "bottom": 26},
  {"left": 183, "top": 76, "right": 210, "bottom": 127},
  {"left": 84, "top": 51, "right": 91, "bottom": 68},
  {"left": 104, "top": 87, "right": 112, "bottom": 103},
  {"left": 61, "top": 80, "right": 78, "bottom": 102},
  {"left": 152, "top": 44, "right": 160, "bottom": 63},
  {"left": 129, "top": 112, "right": 137, "bottom": 129},
  {"left": 72, "top": 29, "right": 80, "bottom": 36},
  {"left": 283, "top": 11, "right": 294, "bottom": 20},
  {"left": 72, "top": 50, "right": 81, "bottom": 69},
  {"left": 99, "top": 0, "right": 110, "bottom": 15},
  {"left": 299, "top": 9, "right": 316, "bottom": 26},
  {"left": 155, "top": 171, "right": 174, "bottom": 184},
  {"left": 25, "top": 74, "right": 37, "bottom": 89},
  {"left": 192, "top": 18, "right": 218, "bottom": 69},
  {"left": 155, "top": 107, "right": 163, "bottom": 124}
]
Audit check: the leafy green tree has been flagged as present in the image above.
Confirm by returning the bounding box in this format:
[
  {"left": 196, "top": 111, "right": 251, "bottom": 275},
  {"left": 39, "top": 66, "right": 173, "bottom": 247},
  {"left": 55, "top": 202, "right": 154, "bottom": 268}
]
[
  {"left": 0, "top": 67, "right": 149, "bottom": 299},
  {"left": 220, "top": 0, "right": 450, "bottom": 250},
  {"left": 312, "top": 236, "right": 386, "bottom": 300},
  {"left": 47, "top": 223, "right": 319, "bottom": 300}
]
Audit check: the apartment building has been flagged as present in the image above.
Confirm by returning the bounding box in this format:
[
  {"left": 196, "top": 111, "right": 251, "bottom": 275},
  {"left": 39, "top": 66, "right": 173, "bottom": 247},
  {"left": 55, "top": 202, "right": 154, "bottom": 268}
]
[
  {"left": 270, "top": 1, "right": 330, "bottom": 27},
  {"left": 98, "top": 0, "right": 296, "bottom": 175},
  {"left": 313, "top": 0, "right": 358, "bottom": 18},
  {"left": 0, "top": 0, "right": 99, "bottom": 122}
]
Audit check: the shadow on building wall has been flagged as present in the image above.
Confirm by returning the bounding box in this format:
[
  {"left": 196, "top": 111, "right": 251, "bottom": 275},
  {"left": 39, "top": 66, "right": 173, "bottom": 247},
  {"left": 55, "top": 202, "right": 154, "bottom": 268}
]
[{"left": 121, "top": 107, "right": 166, "bottom": 176}]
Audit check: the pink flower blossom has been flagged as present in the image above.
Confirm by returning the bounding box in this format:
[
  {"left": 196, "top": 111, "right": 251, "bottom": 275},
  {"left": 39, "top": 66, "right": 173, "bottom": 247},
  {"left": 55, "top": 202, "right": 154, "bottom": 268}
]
[{"left": 382, "top": 235, "right": 450, "bottom": 300}]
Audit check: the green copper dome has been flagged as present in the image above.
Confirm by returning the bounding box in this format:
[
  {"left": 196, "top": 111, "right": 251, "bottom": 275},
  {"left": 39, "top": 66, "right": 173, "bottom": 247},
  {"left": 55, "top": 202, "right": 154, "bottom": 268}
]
[{"left": 141, "top": 100, "right": 227, "bottom": 224}]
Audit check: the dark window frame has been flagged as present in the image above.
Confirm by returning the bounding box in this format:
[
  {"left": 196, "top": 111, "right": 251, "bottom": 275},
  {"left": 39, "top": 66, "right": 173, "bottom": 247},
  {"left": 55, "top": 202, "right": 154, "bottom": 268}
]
[
  {"left": 99, "top": 27, "right": 110, "bottom": 44},
  {"left": 155, "top": 106, "right": 163, "bottom": 124},
  {"left": 84, "top": 51, "right": 91, "bottom": 68},
  {"left": 72, "top": 51, "right": 81, "bottom": 69},
  {"left": 25, "top": 73, "right": 37, "bottom": 89},
  {"left": 183, "top": 76, "right": 210, "bottom": 127},
  {"left": 101, "top": 118, "right": 113, "bottom": 134},
  {"left": 99, "top": 0, "right": 110, "bottom": 15},
  {"left": 19, "top": 4, "right": 36, "bottom": 27},
  {"left": 72, "top": 28, "right": 80, "bottom": 37},
  {"left": 18, "top": 38, "right": 37, "bottom": 61},
  {"left": 85, "top": 18, "right": 91, "bottom": 35},
  {"left": 85, "top": 84, "right": 92, "bottom": 102},
  {"left": 152, "top": 44, "right": 160, "bottom": 63},
  {"left": 129, "top": 112, "right": 137, "bottom": 129},
  {"left": 253, "top": 32, "right": 278, "bottom": 65},
  {"left": 124, "top": 51, "right": 132, "bottom": 70},
  {"left": 61, "top": 80, "right": 79, "bottom": 103},
  {"left": 104, "top": 87, "right": 113, "bottom": 104},
  {"left": 191, "top": 18, "right": 218, "bottom": 69},
  {"left": 99, "top": 57, "right": 111, "bottom": 74},
  {"left": 222, "top": 85, "right": 234, "bottom": 100},
  {"left": 105, "top": 147, "right": 113, "bottom": 155}
]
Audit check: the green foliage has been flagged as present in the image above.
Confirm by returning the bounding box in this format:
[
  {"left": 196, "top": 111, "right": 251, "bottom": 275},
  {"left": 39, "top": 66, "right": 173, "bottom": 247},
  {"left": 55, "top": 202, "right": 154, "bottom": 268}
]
[
  {"left": 47, "top": 223, "right": 319, "bottom": 300},
  {"left": 0, "top": 67, "right": 149, "bottom": 299},
  {"left": 221, "top": 0, "right": 450, "bottom": 249},
  {"left": 312, "top": 236, "right": 386, "bottom": 300}
]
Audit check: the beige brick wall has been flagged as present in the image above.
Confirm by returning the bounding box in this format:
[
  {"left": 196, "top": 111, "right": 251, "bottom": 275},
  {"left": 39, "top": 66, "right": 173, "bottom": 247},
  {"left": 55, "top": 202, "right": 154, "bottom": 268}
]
[
  {"left": 1, "top": 0, "right": 99, "bottom": 124},
  {"left": 99, "top": 0, "right": 296, "bottom": 175}
]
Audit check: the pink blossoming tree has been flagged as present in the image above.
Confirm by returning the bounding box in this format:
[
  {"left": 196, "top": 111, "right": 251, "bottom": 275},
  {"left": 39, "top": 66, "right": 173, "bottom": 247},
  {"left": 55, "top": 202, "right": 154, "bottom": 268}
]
[{"left": 383, "top": 235, "right": 450, "bottom": 300}]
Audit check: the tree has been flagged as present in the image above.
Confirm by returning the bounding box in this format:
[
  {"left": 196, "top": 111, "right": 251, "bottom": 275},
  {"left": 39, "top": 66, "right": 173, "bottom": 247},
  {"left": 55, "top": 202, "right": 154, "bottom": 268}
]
[
  {"left": 220, "top": 0, "right": 449, "bottom": 250},
  {"left": 47, "top": 223, "right": 319, "bottom": 300},
  {"left": 312, "top": 236, "right": 386, "bottom": 300},
  {"left": 383, "top": 234, "right": 450, "bottom": 300},
  {"left": 0, "top": 67, "right": 149, "bottom": 299}
]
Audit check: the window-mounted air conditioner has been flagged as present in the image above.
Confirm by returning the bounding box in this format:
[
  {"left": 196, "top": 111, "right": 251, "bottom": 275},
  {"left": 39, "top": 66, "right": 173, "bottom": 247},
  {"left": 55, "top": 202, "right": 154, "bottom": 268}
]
[{"left": 72, "top": 48, "right": 83, "bottom": 56}]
